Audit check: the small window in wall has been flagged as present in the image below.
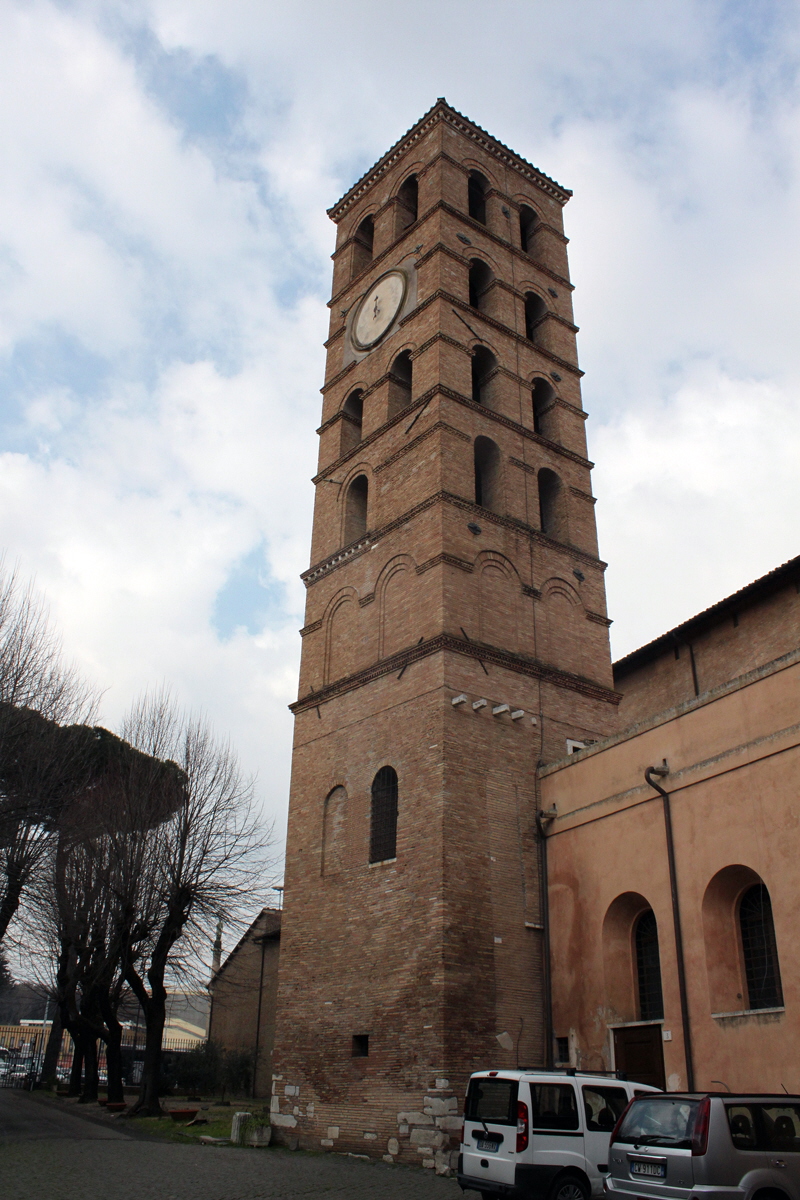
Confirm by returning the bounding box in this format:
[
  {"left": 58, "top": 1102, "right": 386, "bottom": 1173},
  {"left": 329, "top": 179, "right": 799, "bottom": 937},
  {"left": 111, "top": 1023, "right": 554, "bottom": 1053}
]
[
  {"left": 369, "top": 766, "right": 398, "bottom": 863},
  {"left": 351, "top": 215, "right": 374, "bottom": 278},
  {"left": 468, "top": 171, "right": 489, "bottom": 224},
  {"left": 520, "top": 204, "right": 538, "bottom": 253},
  {"left": 555, "top": 1036, "right": 570, "bottom": 1065},
  {"left": 532, "top": 378, "right": 556, "bottom": 438},
  {"left": 352, "top": 1034, "right": 369, "bottom": 1058},
  {"left": 468, "top": 259, "right": 493, "bottom": 312},
  {"left": 525, "top": 292, "right": 547, "bottom": 342},
  {"left": 343, "top": 474, "right": 368, "bottom": 545},
  {"left": 387, "top": 350, "right": 412, "bottom": 418},
  {"left": 474, "top": 436, "right": 502, "bottom": 512},
  {"left": 471, "top": 346, "right": 497, "bottom": 406},
  {"left": 739, "top": 884, "right": 783, "bottom": 1009},
  {"left": 635, "top": 909, "right": 664, "bottom": 1021},
  {"left": 395, "top": 174, "right": 418, "bottom": 235}
]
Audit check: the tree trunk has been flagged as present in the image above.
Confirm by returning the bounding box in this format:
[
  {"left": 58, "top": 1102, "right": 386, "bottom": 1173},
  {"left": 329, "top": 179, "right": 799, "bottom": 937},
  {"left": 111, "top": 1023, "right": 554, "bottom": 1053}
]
[
  {"left": 99, "top": 988, "right": 125, "bottom": 1104},
  {"left": 41, "top": 1011, "right": 63, "bottom": 1088},
  {"left": 134, "top": 989, "right": 167, "bottom": 1116},
  {"left": 68, "top": 1041, "right": 83, "bottom": 1096},
  {"left": 78, "top": 1025, "right": 99, "bottom": 1103}
]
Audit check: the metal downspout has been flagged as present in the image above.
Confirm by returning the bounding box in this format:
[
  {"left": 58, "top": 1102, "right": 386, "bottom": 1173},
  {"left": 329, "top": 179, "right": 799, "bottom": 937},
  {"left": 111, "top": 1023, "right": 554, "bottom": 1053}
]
[
  {"left": 645, "top": 764, "right": 695, "bottom": 1092},
  {"left": 537, "top": 805, "right": 555, "bottom": 1070}
]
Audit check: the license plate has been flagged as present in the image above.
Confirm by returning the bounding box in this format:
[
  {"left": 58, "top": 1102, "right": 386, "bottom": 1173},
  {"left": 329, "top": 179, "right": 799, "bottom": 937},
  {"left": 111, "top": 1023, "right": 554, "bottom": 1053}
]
[
  {"left": 477, "top": 1138, "right": 500, "bottom": 1152},
  {"left": 631, "top": 1162, "right": 665, "bottom": 1178}
]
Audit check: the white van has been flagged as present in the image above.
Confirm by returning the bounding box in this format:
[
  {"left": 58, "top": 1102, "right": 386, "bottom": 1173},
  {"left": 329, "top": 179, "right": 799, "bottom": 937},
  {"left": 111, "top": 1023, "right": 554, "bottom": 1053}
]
[{"left": 458, "top": 1069, "right": 660, "bottom": 1200}]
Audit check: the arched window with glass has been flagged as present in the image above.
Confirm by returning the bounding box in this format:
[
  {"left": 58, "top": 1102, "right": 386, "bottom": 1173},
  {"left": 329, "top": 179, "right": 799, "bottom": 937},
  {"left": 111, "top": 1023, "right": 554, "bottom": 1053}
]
[
  {"left": 739, "top": 884, "right": 783, "bottom": 1009},
  {"left": 635, "top": 909, "right": 664, "bottom": 1021},
  {"left": 369, "top": 766, "right": 398, "bottom": 863}
]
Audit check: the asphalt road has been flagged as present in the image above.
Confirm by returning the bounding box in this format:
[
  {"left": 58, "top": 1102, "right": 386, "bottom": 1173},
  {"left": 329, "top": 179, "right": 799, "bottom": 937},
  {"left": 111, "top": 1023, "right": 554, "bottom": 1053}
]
[{"left": 0, "top": 1089, "right": 467, "bottom": 1200}]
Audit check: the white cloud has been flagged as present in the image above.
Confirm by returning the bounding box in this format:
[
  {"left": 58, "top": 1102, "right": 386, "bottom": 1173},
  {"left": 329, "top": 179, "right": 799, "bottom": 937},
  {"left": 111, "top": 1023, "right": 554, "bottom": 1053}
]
[{"left": 0, "top": 0, "right": 799, "bottom": 861}]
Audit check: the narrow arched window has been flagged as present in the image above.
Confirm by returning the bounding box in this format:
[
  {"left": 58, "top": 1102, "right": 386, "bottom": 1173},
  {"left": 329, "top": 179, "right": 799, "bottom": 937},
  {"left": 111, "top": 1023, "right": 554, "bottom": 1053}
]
[
  {"left": 341, "top": 389, "right": 364, "bottom": 454},
  {"left": 396, "top": 175, "right": 418, "bottom": 235},
  {"left": 520, "top": 204, "right": 538, "bottom": 253},
  {"left": 538, "top": 468, "right": 565, "bottom": 539},
  {"left": 635, "top": 909, "right": 664, "bottom": 1021},
  {"left": 532, "top": 378, "right": 555, "bottom": 438},
  {"left": 474, "top": 437, "right": 501, "bottom": 512},
  {"left": 468, "top": 171, "right": 489, "bottom": 224},
  {"left": 344, "top": 475, "right": 368, "bottom": 544},
  {"left": 740, "top": 884, "right": 783, "bottom": 1009},
  {"left": 471, "top": 346, "right": 497, "bottom": 407},
  {"left": 468, "top": 259, "right": 493, "bottom": 312},
  {"left": 370, "top": 766, "right": 398, "bottom": 863},
  {"left": 351, "top": 215, "right": 374, "bottom": 278},
  {"left": 388, "top": 351, "right": 412, "bottom": 418},
  {"left": 525, "top": 292, "right": 547, "bottom": 342}
]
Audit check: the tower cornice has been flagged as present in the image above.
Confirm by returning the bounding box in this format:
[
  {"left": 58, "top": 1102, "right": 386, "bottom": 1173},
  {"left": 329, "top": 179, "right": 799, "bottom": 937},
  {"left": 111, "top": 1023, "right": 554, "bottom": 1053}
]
[
  {"left": 290, "top": 631, "right": 620, "bottom": 714},
  {"left": 327, "top": 99, "right": 572, "bottom": 222}
]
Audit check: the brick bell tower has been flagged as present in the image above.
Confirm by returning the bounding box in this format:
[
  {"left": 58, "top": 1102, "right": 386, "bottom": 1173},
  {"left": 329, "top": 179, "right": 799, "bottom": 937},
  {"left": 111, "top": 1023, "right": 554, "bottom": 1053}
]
[{"left": 270, "top": 100, "right": 619, "bottom": 1170}]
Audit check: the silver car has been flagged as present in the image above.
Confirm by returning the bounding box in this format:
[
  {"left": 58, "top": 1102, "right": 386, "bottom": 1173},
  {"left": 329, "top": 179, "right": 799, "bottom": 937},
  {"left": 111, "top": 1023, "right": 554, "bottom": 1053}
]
[{"left": 607, "top": 1092, "right": 800, "bottom": 1200}]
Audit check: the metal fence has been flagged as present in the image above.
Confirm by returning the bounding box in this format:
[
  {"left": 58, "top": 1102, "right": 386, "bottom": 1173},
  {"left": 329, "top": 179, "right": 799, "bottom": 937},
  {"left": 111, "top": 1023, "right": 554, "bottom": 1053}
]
[{"left": 0, "top": 1023, "right": 203, "bottom": 1090}]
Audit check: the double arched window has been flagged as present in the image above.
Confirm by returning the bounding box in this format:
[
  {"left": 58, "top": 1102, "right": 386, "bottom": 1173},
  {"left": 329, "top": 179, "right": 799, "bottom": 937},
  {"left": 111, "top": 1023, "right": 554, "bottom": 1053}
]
[
  {"left": 468, "top": 171, "right": 489, "bottom": 224},
  {"left": 340, "top": 389, "right": 364, "bottom": 455},
  {"left": 525, "top": 291, "right": 547, "bottom": 343},
  {"left": 370, "top": 766, "right": 398, "bottom": 863},
  {"left": 343, "top": 475, "right": 368, "bottom": 544},
  {"left": 351, "top": 215, "right": 374, "bottom": 279},
  {"left": 471, "top": 346, "right": 497, "bottom": 407},
  {"left": 519, "top": 204, "right": 538, "bottom": 253},
  {"left": 474, "top": 437, "right": 502, "bottom": 513},
  {"left": 388, "top": 351, "right": 412, "bottom": 417},
  {"left": 395, "top": 175, "right": 418, "bottom": 235},
  {"left": 468, "top": 259, "right": 493, "bottom": 313},
  {"left": 538, "top": 468, "right": 566, "bottom": 540},
  {"left": 532, "top": 378, "right": 556, "bottom": 439}
]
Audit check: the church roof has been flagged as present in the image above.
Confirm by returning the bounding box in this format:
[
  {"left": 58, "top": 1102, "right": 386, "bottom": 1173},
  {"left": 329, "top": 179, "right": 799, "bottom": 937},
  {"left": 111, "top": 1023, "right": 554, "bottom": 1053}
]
[
  {"left": 614, "top": 553, "right": 800, "bottom": 678},
  {"left": 327, "top": 98, "right": 572, "bottom": 221}
]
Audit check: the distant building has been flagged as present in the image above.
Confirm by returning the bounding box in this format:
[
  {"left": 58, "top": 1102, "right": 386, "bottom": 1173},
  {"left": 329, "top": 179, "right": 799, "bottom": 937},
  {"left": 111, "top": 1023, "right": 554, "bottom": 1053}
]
[{"left": 207, "top": 908, "right": 281, "bottom": 1098}]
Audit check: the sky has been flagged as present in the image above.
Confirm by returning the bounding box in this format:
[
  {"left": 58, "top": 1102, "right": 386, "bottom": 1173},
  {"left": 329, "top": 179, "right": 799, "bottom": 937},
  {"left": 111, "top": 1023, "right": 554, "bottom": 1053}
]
[{"left": 1, "top": 0, "right": 800, "bottom": 855}]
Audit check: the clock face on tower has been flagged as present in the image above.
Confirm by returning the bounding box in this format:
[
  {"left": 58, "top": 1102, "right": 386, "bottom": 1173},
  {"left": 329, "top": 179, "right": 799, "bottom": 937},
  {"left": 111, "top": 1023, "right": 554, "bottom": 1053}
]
[{"left": 351, "top": 270, "right": 407, "bottom": 350}]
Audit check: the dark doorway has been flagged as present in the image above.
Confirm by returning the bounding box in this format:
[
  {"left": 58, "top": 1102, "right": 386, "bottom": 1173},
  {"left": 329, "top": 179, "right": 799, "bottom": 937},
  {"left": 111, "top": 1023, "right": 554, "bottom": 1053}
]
[{"left": 613, "top": 1024, "right": 665, "bottom": 1089}]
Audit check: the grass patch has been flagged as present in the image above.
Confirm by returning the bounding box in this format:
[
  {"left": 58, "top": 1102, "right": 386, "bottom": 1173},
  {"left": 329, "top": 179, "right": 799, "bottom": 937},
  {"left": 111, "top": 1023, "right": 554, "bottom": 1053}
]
[{"left": 131, "top": 1113, "right": 234, "bottom": 1143}]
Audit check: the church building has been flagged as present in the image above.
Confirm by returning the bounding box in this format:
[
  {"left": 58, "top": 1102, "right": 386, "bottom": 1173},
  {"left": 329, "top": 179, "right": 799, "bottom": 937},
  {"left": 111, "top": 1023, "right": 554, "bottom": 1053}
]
[{"left": 264, "top": 100, "right": 800, "bottom": 1175}]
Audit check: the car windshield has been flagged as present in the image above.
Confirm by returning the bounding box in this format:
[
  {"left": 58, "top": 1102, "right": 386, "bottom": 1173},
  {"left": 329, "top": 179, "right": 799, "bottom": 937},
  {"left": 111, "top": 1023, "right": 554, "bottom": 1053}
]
[{"left": 616, "top": 1097, "right": 700, "bottom": 1148}]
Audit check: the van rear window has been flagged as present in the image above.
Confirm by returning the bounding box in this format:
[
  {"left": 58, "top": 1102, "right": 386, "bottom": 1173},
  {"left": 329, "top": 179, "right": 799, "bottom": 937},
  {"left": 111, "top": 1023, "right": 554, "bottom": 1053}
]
[
  {"left": 466, "top": 1077, "right": 518, "bottom": 1126},
  {"left": 616, "top": 1097, "right": 699, "bottom": 1148}
]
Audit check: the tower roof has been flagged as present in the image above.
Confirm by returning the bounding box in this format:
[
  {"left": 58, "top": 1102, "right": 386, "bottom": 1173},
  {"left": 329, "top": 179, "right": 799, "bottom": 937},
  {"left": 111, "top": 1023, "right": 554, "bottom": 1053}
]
[{"left": 327, "top": 98, "right": 572, "bottom": 221}]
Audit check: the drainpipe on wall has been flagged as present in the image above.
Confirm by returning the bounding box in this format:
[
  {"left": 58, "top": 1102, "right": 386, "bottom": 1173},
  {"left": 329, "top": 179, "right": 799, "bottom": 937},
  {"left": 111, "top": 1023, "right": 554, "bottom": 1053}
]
[
  {"left": 252, "top": 930, "right": 268, "bottom": 1099},
  {"left": 536, "top": 804, "right": 557, "bottom": 1070},
  {"left": 645, "top": 763, "right": 695, "bottom": 1092}
]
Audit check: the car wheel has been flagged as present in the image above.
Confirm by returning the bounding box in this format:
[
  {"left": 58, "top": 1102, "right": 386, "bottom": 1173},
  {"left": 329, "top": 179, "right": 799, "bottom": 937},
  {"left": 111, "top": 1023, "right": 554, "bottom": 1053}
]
[{"left": 548, "top": 1175, "right": 590, "bottom": 1200}]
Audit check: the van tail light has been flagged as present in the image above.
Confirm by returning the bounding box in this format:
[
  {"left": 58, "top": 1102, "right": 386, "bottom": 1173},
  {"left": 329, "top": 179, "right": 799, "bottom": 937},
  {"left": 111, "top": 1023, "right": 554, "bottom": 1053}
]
[
  {"left": 691, "top": 1097, "right": 711, "bottom": 1156},
  {"left": 516, "top": 1101, "right": 529, "bottom": 1153},
  {"left": 609, "top": 1099, "right": 634, "bottom": 1147}
]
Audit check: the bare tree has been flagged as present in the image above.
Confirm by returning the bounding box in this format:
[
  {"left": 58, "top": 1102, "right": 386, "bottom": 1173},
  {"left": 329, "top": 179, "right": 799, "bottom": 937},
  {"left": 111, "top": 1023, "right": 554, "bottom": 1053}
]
[
  {"left": 116, "top": 692, "right": 272, "bottom": 1116},
  {"left": 0, "top": 561, "right": 96, "bottom": 944}
]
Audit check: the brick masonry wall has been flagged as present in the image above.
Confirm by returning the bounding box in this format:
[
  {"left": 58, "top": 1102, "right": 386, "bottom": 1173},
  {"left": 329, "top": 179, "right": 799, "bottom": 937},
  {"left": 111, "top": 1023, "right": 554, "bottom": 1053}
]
[
  {"left": 616, "top": 582, "right": 800, "bottom": 726},
  {"left": 271, "top": 102, "right": 618, "bottom": 1175},
  {"left": 208, "top": 909, "right": 281, "bottom": 1098}
]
